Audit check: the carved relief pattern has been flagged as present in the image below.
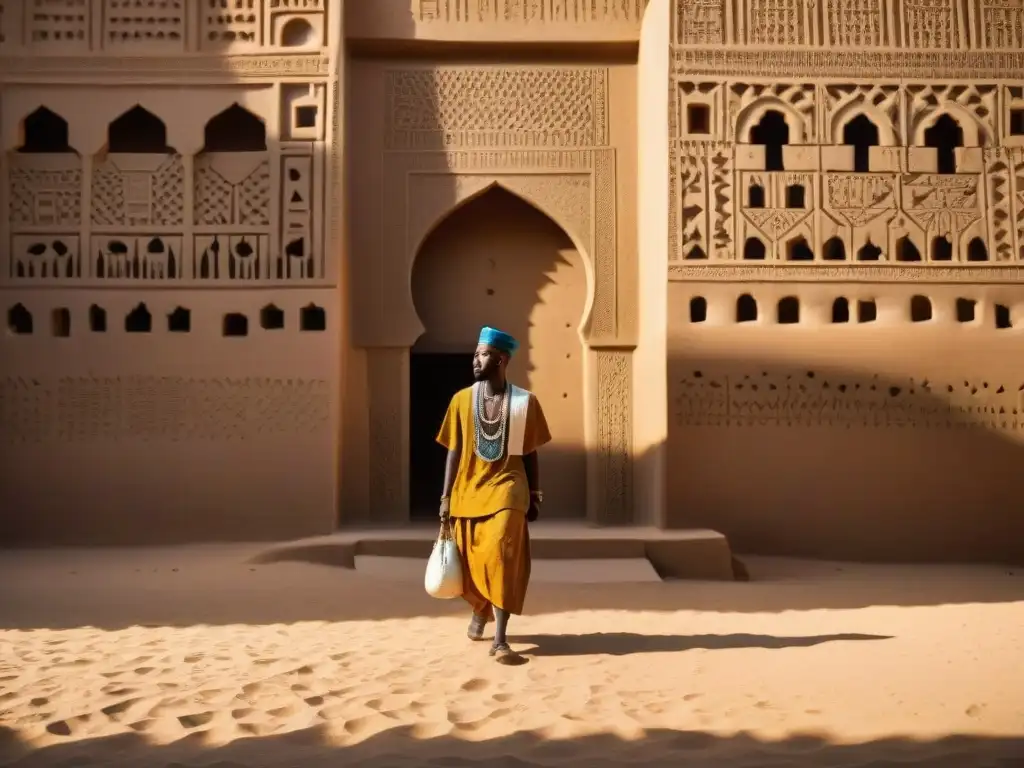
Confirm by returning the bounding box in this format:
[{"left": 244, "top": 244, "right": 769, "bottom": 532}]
[
  {"left": 28, "top": 0, "right": 89, "bottom": 45},
  {"left": 675, "top": 143, "right": 709, "bottom": 261},
  {"left": 202, "top": 0, "right": 260, "bottom": 48},
  {"left": 418, "top": 0, "right": 647, "bottom": 22},
  {"left": 677, "top": 0, "right": 725, "bottom": 44},
  {"left": 902, "top": 0, "right": 958, "bottom": 49},
  {"left": 823, "top": 174, "right": 899, "bottom": 228},
  {"left": 730, "top": 83, "right": 816, "bottom": 142},
  {"left": 596, "top": 350, "right": 633, "bottom": 524},
  {"left": 823, "top": 84, "right": 901, "bottom": 145},
  {"left": 91, "top": 155, "right": 185, "bottom": 227},
  {"left": 1013, "top": 148, "right": 1024, "bottom": 260},
  {"left": 385, "top": 68, "right": 608, "bottom": 150},
  {"left": 102, "top": 0, "right": 185, "bottom": 47},
  {"left": 0, "top": 376, "right": 331, "bottom": 443},
  {"left": 980, "top": 0, "right": 1024, "bottom": 49},
  {"left": 8, "top": 156, "right": 82, "bottom": 227},
  {"left": 902, "top": 174, "right": 981, "bottom": 236},
  {"left": 673, "top": 372, "right": 1023, "bottom": 433},
  {"left": 826, "top": 0, "right": 884, "bottom": 47},
  {"left": 983, "top": 148, "right": 1015, "bottom": 261},
  {"left": 193, "top": 156, "right": 272, "bottom": 226},
  {"left": 906, "top": 84, "right": 997, "bottom": 144},
  {"left": 747, "top": 0, "right": 807, "bottom": 46}
]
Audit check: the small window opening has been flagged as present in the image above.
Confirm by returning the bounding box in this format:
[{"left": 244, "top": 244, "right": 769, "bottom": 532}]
[
  {"left": 689, "top": 296, "right": 707, "bottom": 323},
  {"left": 743, "top": 237, "right": 766, "bottom": 260},
  {"left": 687, "top": 104, "right": 710, "bottom": 134},
  {"left": 858, "top": 299, "right": 877, "bottom": 323},
  {"left": 823, "top": 237, "right": 846, "bottom": 261},
  {"left": 777, "top": 296, "right": 800, "bottom": 324},
  {"left": 785, "top": 184, "right": 805, "bottom": 208},
  {"left": 125, "top": 303, "right": 152, "bottom": 332},
  {"left": 843, "top": 114, "right": 880, "bottom": 173},
  {"left": 857, "top": 241, "right": 882, "bottom": 261},
  {"left": 787, "top": 237, "right": 814, "bottom": 261},
  {"left": 685, "top": 245, "right": 707, "bottom": 260},
  {"left": 7, "top": 303, "right": 33, "bottom": 335},
  {"left": 223, "top": 313, "right": 249, "bottom": 337},
  {"left": 51, "top": 308, "right": 71, "bottom": 337},
  {"left": 995, "top": 304, "right": 1012, "bottom": 329},
  {"left": 832, "top": 297, "right": 850, "bottom": 323},
  {"left": 260, "top": 304, "right": 285, "bottom": 330},
  {"left": 967, "top": 238, "right": 988, "bottom": 262},
  {"left": 924, "top": 114, "right": 963, "bottom": 175},
  {"left": 751, "top": 110, "right": 789, "bottom": 171},
  {"left": 89, "top": 305, "right": 107, "bottom": 332},
  {"left": 736, "top": 294, "right": 758, "bottom": 322},
  {"left": 168, "top": 307, "right": 191, "bottom": 332},
  {"left": 300, "top": 304, "right": 326, "bottom": 331},
  {"left": 897, "top": 236, "right": 922, "bottom": 262},
  {"left": 932, "top": 236, "right": 953, "bottom": 261},
  {"left": 910, "top": 295, "right": 932, "bottom": 322},
  {"left": 956, "top": 298, "right": 976, "bottom": 323},
  {"left": 748, "top": 185, "right": 765, "bottom": 208},
  {"left": 1011, "top": 108, "right": 1024, "bottom": 136}
]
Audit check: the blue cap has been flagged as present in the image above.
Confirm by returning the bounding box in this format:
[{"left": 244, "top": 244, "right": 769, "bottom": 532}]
[{"left": 478, "top": 326, "right": 519, "bottom": 355}]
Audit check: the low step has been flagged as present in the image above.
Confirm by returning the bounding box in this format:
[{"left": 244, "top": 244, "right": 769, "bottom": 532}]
[{"left": 355, "top": 556, "right": 663, "bottom": 583}]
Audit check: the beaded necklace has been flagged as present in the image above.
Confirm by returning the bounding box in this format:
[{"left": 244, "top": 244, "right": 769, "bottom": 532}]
[{"left": 473, "top": 382, "right": 509, "bottom": 462}]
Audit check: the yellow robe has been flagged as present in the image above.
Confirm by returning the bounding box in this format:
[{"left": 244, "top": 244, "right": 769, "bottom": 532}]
[{"left": 436, "top": 386, "right": 551, "bottom": 616}]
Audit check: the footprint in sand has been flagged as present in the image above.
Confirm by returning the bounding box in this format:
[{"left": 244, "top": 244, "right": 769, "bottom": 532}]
[
  {"left": 491, "top": 692, "right": 514, "bottom": 703},
  {"left": 29, "top": 697, "right": 49, "bottom": 707},
  {"left": 459, "top": 678, "right": 490, "bottom": 693},
  {"left": 177, "top": 711, "right": 214, "bottom": 729},
  {"left": 101, "top": 699, "right": 140, "bottom": 721},
  {"left": 183, "top": 654, "right": 204, "bottom": 664},
  {"left": 304, "top": 695, "right": 325, "bottom": 707},
  {"left": 966, "top": 704, "right": 986, "bottom": 718},
  {"left": 268, "top": 704, "right": 302, "bottom": 718},
  {"left": 231, "top": 708, "right": 254, "bottom": 720},
  {"left": 683, "top": 693, "right": 702, "bottom": 702},
  {"left": 45, "top": 720, "right": 72, "bottom": 737}
]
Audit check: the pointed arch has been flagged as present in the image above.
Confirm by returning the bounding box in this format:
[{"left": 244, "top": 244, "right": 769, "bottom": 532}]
[
  {"left": 408, "top": 179, "right": 595, "bottom": 341},
  {"left": 734, "top": 99, "right": 807, "bottom": 144},
  {"left": 830, "top": 101, "right": 897, "bottom": 147},
  {"left": 107, "top": 105, "right": 172, "bottom": 153},
  {"left": 202, "top": 103, "right": 267, "bottom": 152},
  {"left": 911, "top": 104, "right": 986, "bottom": 148}
]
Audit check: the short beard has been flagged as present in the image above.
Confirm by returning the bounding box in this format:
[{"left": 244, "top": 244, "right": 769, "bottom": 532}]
[{"left": 472, "top": 368, "right": 488, "bottom": 382}]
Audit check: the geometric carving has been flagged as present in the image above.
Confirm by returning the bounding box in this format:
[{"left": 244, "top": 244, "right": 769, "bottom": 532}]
[
  {"left": 194, "top": 234, "right": 271, "bottom": 281},
  {"left": 8, "top": 155, "right": 81, "bottom": 228},
  {"left": 102, "top": 1, "right": 185, "bottom": 49},
  {"left": 823, "top": 174, "right": 898, "bottom": 227},
  {"left": 825, "top": 0, "right": 885, "bottom": 47},
  {"left": 28, "top": 0, "right": 89, "bottom": 46},
  {"left": 280, "top": 156, "right": 315, "bottom": 279},
  {"left": 747, "top": 0, "right": 809, "bottom": 46},
  {"left": 0, "top": 376, "right": 331, "bottom": 443},
  {"left": 980, "top": 0, "right": 1024, "bottom": 49},
  {"left": 595, "top": 350, "right": 633, "bottom": 524},
  {"left": 201, "top": 0, "right": 259, "bottom": 49},
  {"left": 673, "top": 370, "right": 1024, "bottom": 433},
  {"left": 92, "top": 235, "right": 183, "bottom": 280},
  {"left": 194, "top": 155, "right": 271, "bottom": 226},
  {"left": 92, "top": 155, "right": 185, "bottom": 227},
  {"left": 11, "top": 235, "right": 82, "bottom": 279},
  {"left": 676, "top": 0, "right": 725, "bottom": 44},
  {"left": 384, "top": 67, "right": 609, "bottom": 150},
  {"left": 901, "top": 174, "right": 981, "bottom": 237},
  {"left": 418, "top": 0, "right": 648, "bottom": 23},
  {"left": 902, "top": 0, "right": 958, "bottom": 49}
]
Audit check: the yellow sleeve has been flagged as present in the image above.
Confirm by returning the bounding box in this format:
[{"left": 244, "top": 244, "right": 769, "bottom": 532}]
[
  {"left": 435, "top": 391, "right": 463, "bottom": 451},
  {"left": 522, "top": 394, "right": 552, "bottom": 455}
]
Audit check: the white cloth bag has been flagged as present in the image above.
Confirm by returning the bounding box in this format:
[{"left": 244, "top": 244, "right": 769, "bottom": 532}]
[{"left": 424, "top": 521, "right": 463, "bottom": 599}]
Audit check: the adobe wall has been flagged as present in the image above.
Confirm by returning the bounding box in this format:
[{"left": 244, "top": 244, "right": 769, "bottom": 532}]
[
  {"left": 343, "top": 55, "right": 640, "bottom": 526},
  {"left": 665, "top": 0, "right": 1024, "bottom": 562},
  {"left": 0, "top": 2, "right": 343, "bottom": 544}
]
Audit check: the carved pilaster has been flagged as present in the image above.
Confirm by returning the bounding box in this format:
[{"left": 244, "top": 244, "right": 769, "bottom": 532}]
[
  {"left": 367, "top": 347, "right": 409, "bottom": 525},
  {"left": 591, "top": 349, "right": 634, "bottom": 525}
]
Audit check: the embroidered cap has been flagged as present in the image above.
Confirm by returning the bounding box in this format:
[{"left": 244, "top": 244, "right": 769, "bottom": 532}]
[{"left": 478, "top": 326, "right": 519, "bottom": 355}]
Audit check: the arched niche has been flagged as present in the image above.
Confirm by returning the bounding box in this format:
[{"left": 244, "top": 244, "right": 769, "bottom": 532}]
[
  {"left": 194, "top": 103, "right": 272, "bottom": 235},
  {"left": 9, "top": 108, "right": 83, "bottom": 278},
  {"left": 91, "top": 106, "right": 184, "bottom": 275},
  {"left": 408, "top": 184, "right": 589, "bottom": 520},
  {"left": 911, "top": 105, "right": 986, "bottom": 148},
  {"left": 405, "top": 179, "right": 596, "bottom": 345},
  {"left": 734, "top": 99, "right": 806, "bottom": 144},
  {"left": 831, "top": 103, "right": 897, "bottom": 147}
]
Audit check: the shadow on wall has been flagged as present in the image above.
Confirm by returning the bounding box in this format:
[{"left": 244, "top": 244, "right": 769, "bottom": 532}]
[
  {"left": 2, "top": 79, "right": 337, "bottom": 545},
  {"left": 667, "top": 355, "right": 1024, "bottom": 564},
  {"left": 409, "top": 186, "right": 589, "bottom": 520},
  {"left": 0, "top": 722, "right": 1021, "bottom": 767}
]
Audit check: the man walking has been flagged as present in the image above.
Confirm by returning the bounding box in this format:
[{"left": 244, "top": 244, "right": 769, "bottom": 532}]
[{"left": 436, "top": 326, "right": 551, "bottom": 663}]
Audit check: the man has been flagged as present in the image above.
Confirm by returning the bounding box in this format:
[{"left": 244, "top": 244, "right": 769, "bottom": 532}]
[{"left": 436, "top": 326, "right": 551, "bottom": 663}]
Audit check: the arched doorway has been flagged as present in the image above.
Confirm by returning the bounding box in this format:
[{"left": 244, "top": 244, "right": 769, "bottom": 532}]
[{"left": 409, "top": 185, "right": 588, "bottom": 520}]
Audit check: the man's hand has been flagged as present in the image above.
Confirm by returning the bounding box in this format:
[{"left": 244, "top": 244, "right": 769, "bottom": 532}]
[
  {"left": 439, "top": 497, "right": 451, "bottom": 521},
  {"left": 527, "top": 502, "right": 540, "bottom": 523}
]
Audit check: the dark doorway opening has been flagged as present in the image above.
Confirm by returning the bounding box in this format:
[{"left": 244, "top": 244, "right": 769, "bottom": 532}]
[{"left": 409, "top": 351, "right": 475, "bottom": 519}]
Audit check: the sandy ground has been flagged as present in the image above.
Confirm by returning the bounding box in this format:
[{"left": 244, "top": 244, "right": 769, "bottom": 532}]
[{"left": 0, "top": 542, "right": 1022, "bottom": 767}]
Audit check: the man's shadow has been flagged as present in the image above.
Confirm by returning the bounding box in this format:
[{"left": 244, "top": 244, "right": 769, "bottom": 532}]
[{"left": 509, "top": 632, "right": 892, "bottom": 657}]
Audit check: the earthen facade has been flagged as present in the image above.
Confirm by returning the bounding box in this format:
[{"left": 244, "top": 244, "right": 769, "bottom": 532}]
[{"left": 1, "top": 0, "right": 1022, "bottom": 562}]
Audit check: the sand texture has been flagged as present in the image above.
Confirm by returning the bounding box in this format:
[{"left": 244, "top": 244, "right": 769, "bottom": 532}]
[{"left": 0, "top": 543, "right": 1022, "bottom": 767}]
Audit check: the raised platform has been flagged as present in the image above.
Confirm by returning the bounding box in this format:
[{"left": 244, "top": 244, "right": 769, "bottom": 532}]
[{"left": 253, "top": 522, "right": 737, "bottom": 581}]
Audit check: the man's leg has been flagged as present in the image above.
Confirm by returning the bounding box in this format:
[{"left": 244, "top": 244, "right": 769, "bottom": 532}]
[{"left": 493, "top": 607, "right": 510, "bottom": 647}]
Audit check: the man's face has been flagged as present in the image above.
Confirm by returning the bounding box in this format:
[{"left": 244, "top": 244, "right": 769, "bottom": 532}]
[{"left": 472, "top": 344, "right": 505, "bottom": 381}]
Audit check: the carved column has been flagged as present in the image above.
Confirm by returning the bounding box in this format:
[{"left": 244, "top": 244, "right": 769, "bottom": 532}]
[
  {"left": 366, "top": 347, "right": 410, "bottom": 525},
  {"left": 589, "top": 348, "right": 634, "bottom": 525}
]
